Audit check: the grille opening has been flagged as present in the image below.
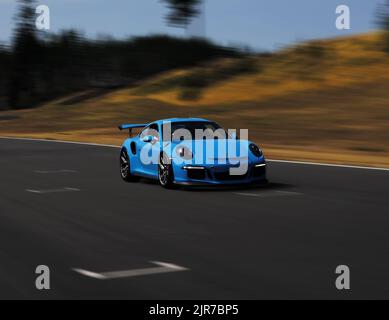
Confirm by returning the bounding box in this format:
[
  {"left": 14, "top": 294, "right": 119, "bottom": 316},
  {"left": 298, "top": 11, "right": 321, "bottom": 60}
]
[
  {"left": 214, "top": 171, "right": 247, "bottom": 181},
  {"left": 187, "top": 169, "right": 206, "bottom": 180}
]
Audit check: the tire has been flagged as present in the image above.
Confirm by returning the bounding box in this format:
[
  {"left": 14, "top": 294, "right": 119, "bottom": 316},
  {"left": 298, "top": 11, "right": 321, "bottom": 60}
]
[
  {"left": 158, "top": 152, "right": 175, "bottom": 189},
  {"left": 120, "top": 149, "right": 139, "bottom": 182}
]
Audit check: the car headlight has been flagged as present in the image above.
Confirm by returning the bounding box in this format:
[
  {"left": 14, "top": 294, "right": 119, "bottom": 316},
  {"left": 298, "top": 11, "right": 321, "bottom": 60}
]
[
  {"left": 176, "top": 146, "right": 193, "bottom": 160},
  {"left": 249, "top": 143, "right": 263, "bottom": 157}
]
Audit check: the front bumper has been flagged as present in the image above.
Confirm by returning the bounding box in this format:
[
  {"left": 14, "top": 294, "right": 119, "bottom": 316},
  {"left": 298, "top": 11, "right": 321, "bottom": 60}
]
[{"left": 174, "top": 162, "right": 267, "bottom": 186}]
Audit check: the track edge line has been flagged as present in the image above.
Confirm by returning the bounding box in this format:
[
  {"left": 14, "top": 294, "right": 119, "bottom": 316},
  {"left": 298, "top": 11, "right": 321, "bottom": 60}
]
[{"left": 1, "top": 136, "right": 388, "bottom": 171}]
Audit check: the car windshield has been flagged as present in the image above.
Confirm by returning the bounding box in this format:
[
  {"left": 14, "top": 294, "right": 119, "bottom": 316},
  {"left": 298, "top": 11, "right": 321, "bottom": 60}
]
[{"left": 165, "top": 121, "right": 229, "bottom": 141}]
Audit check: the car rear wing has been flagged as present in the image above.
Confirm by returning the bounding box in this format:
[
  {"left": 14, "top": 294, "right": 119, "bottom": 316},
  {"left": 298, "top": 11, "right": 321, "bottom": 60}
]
[{"left": 118, "top": 124, "right": 147, "bottom": 137}]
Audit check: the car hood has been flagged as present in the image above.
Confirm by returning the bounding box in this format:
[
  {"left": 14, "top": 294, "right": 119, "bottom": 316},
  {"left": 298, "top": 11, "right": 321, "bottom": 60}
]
[{"left": 166, "top": 139, "right": 258, "bottom": 163}]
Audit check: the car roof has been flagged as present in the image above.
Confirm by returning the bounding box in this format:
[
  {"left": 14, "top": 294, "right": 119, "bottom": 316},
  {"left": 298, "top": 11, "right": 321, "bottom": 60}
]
[{"left": 153, "top": 118, "right": 212, "bottom": 125}]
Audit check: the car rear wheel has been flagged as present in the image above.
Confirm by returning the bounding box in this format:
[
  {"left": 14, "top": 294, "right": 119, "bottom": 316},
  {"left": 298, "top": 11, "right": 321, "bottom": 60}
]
[
  {"left": 120, "top": 149, "right": 139, "bottom": 182},
  {"left": 158, "top": 153, "right": 175, "bottom": 189}
]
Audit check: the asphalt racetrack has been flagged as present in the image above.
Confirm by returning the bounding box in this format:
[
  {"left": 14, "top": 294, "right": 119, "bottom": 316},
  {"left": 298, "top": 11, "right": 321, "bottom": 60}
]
[{"left": 0, "top": 137, "right": 388, "bottom": 299}]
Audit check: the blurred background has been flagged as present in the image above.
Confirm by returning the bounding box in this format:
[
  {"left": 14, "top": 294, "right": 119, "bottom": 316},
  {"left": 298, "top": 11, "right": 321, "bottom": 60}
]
[{"left": 0, "top": 0, "right": 388, "bottom": 167}]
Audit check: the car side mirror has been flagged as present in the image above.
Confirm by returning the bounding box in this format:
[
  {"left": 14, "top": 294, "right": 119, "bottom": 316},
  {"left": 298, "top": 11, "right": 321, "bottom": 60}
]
[{"left": 142, "top": 135, "right": 154, "bottom": 143}]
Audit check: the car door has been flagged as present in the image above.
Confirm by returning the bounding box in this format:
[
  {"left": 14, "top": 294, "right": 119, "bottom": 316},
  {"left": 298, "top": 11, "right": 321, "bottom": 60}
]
[{"left": 138, "top": 124, "right": 160, "bottom": 177}]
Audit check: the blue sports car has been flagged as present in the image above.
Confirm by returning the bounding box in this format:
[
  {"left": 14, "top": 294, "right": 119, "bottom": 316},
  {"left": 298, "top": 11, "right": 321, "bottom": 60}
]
[{"left": 118, "top": 118, "right": 267, "bottom": 188}]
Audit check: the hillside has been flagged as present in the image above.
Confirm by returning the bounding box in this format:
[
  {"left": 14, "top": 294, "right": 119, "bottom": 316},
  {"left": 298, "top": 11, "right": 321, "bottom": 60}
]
[{"left": 0, "top": 33, "right": 388, "bottom": 167}]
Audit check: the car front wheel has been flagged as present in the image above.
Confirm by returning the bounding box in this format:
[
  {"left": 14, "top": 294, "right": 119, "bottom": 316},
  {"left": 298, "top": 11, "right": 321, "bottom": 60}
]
[{"left": 158, "top": 153, "right": 175, "bottom": 189}]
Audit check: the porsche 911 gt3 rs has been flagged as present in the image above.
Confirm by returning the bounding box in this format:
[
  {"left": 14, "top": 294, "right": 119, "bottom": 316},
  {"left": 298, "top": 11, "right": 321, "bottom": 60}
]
[{"left": 118, "top": 118, "right": 267, "bottom": 188}]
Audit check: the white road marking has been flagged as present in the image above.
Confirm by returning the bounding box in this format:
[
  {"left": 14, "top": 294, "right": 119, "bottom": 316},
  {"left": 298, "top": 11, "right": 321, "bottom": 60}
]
[
  {"left": 26, "top": 187, "right": 80, "bottom": 194},
  {"left": 235, "top": 190, "right": 303, "bottom": 198},
  {"left": 1, "top": 136, "right": 389, "bottom": 171},
  {"left": 72, "top": 261, "right": 189, "bottom": 280},
  {"left": 34, "top": 169, "right": 78, "bottom": 174},
  {"left": 275, "top": 190, "right": 303, "bottom": 195},
  {"left": 0, "top": 136, "right": 119, "bottom": 148},
  {"left": 72, "top": 269, "right": 106, "bottom": 280}
]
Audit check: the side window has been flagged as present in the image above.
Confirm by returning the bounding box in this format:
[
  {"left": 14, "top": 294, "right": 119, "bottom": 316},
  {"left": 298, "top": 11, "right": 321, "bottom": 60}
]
[
  {"left": 140, "top": 124, "right": 160, "bottom": 140},
  {"left": 140, "top": 126, "right": 150, "bottom": 138},
  {"left": 149, "top": 124, "right": 160, "bottom": 138}
]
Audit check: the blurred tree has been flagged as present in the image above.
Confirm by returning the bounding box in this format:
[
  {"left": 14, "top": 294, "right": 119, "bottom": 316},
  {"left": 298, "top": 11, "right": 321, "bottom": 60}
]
[
  {"left": 0, "top": 0, "right": 234, "bottom": 109},
  {"left": 0, "top": 46, "right": 11, "bottom": 109},
  {"left": 162, "top": 0, "right": 201, "bottom": 28},
  {"left": 8, "top": 0, "right": 40, "bottom": 108},
  {"left": 377, "top": 0, "right": 389, "bottom": 52}
]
